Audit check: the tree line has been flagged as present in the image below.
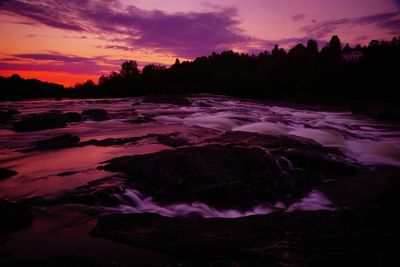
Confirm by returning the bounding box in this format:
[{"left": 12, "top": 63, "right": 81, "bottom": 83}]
[{"left": 1, "top": 35, "right": 399, "bottom": 104}]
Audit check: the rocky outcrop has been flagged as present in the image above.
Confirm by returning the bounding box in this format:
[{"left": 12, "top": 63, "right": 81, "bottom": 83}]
[
  {"left": 82, "top": 109, "right": 109, "bottom": 121},
  {"left": 65, "top": 177, "right": 125, "bottom": 206},
  {"left": 90, "top": 210, "right": 400, "bottom": 266},
  {"left": 0, "top": 109, "right": 20, "bottom": 124},
  {"left": 21, "top": 134, "right": 80, "bottom": 152},
  {"left": 0, "top": 168, "right": 17, "bottom": 180},
  {"left": 0, "top": 199, "right": 33, "bottom": 233},
  {"left": 100, "top": 132, "right": 355, "bottom": 209},
  {"left": 11, "top": 111, "right": 81, "bottom": 132},
  {"left": 12, "top": 113, "right": 67, "bottom": 132},
  {"left": 209, "top": 131, "right": 356, "bottom": 176}
]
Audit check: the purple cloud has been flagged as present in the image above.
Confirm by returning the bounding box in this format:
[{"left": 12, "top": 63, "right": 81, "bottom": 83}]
[
  {"left": 0, "top": 0, "right": 247, "bottom": 58},
  {"left": 0, "top": 0, "right": 84, "bottom": 31},
  {"left": 1, "top": 0, "right": 398, "bottom": 60},
  {"left": 0, "top": 52, "right": 169, "bottom": 75},
  {"left": 300, "top": 11, "right": 400, "bottom": 39},
  {"left": 292, "top": 13, "right": 305, "bottom": 22},
  {"left": 0, "top": 52, "right": 119, "bottom": 74}
]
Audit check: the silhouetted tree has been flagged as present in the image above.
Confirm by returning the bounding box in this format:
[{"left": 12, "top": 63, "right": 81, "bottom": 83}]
[
  {"left": 120, "top": 60, "right": 140, "bottom": 79},
  {"left": 2, "top": 35, "right": 400, "bottom": 103}
]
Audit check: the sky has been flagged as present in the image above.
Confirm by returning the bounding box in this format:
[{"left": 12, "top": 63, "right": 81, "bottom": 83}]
[{"left": 0, "top": 0, "right": 399, "bottom": 86}]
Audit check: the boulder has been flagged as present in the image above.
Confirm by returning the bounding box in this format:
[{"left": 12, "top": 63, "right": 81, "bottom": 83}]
[
  {"left": 22, "top": 134, "right": 80, "bottom": 152},
  {"left": 209, "top": 131, "right": 356, "bottom": 177},
  {"left": 0, "top": 168, "right": 17, "bottom": 180},
  {"left": 65, "top": 177, "right": 125, "bottom": 206},
  {"left": 100, "top": 132, "right": 356, "bottom": 209},
  {"left": 101, "top": 144, "right": 319, "bottom": 209},
  {"left": 12, "top": 113, "right": 68, "bottom": 132},
  {"left": 0, "top": 199, "right": 33, "bottom": 233},
  {"left": 90, "top": 210, "right": 400, "bottom": 265},
  {"left": 82, "top": 109, "right": 109, "bottom": 121},
  {"left": 64, "top": 112, "right": 82, "bottom": 122},
  {"left": 0, "top": 109, "right": 19, "bottom": 124}
]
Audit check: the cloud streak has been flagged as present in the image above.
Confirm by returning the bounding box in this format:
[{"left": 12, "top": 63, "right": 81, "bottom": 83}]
[
  {"left": 1, "top": 0, "right": 398, "bottom": 63},
  {"left": 0, "top": 52, "right": 120, "bottom": 75},
  {"left": 300, "top": 11, "right": 400, "bottom": 39},
  {"left": 0, "top": 0, "right": 247, "bottom": 58}
]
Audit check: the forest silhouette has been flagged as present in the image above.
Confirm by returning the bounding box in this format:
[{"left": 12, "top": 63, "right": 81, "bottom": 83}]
[{"left": 1, "top": 35, "right": 399, "bottom": 104}]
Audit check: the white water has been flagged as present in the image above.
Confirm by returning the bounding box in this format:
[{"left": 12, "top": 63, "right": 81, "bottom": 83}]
[
  {"left": 108, "top": 189, "right": 275, "bottom": 218},
  {"left": 1, "top": 95, "right": 399, "bottom": 217}
]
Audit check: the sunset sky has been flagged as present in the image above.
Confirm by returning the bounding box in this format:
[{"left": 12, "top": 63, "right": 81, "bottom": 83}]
[{"left": 1, "top": 0, "right": 399, "bottom": 86}]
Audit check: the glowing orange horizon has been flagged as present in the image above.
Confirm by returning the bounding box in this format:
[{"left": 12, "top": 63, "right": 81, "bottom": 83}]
[{"left": 0, "top": 70, "right": 100, "bottom": 87}]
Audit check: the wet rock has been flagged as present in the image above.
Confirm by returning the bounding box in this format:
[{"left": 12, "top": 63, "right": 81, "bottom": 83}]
[
  {"left": 22, "top": 134, "right": 80, "bottom": 152},
  {"left": 155, "top": 133, "right": 189, "bottom": 147},
  {"left": 0, "top": 109, "right": 19, "bottom": 124},
  {"left": 283, "top": 148, "right": 356, "bottom": 177},
  {"left": 0, "top": 256, "right": 115, "bottom": 267},
  {"left": 48, "top": 109, "right": 63, "bottom": 114},
  {"left": 377, "top": 178, "right": 400, "bottom": 213},
  {"left": 0, "top": 168, "right": 17, "bottom": 180},
  {"left": 209, "top": 131, "right": 356, "bottom": 177},
  {"left": 82, "top": 136, "right": 141, "bottom": 147},
  {"left": 209, "top": 131, "right": 323, "bottom": 150},
  {"left": 64, "top": 112, "right": 82, "bottom": 122},
  {"left": 0, "top": 199, "right": 33, "bottom": 233},
  {"left": 82, "top": 109, "right": 109, "bottom": 121},
  {"left": 142, "top": 95, "right": 191, "bottom": 106},
  {"left": 56, "top": 171, "right": 79, "bottom": 177},
  {"left": 124, "top": 112, "right": 153, "bottom": 124},
  {"left": 101, "top": 144, "right": 319, "bottom": 209},
  {"left": 144, "top": 132, "right": 190, "bottom": 147},
  {"left": 12, "top": 113, "right": 68, "bottom": 132},
  {"left": 66, "top": 177, "right": 125, "bottom": 206},
  {"left": 90, "top": 211, "right": 400, "bottom": 266}
]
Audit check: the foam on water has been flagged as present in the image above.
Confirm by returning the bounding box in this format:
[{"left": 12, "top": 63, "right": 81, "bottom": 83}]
[
  {"left": 108, "top": 189, "right": 275, "bottom": 218},
  {"left": 1, "top": 96, "right": 399, "bottom": 217}
]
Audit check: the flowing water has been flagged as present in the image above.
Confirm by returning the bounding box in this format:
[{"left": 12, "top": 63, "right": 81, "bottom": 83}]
[
  {"left": 1, "top": 96, "right": 399, "bottom": 215},
  {"left": 1, "top": 95, "right": 399, "bottom": 263}
]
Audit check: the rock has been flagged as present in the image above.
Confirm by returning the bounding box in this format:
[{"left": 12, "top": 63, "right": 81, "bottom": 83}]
[
  {"left": 66, "top": 177, "right": 125, "bottom": 206},
  {"left": 12, "top": 113, "right": 68, "bottom": 132},
  {"left": 209, "top": 131, "right": 323, "bottom": 150},
  {"left": 82, "top": 136, "right": 141, "bottom": 147},
  {"left": 377, "top": 178, "right": 400, "bottom": 213},
  {"left": 132, "top": 100, "right": 141, "bottom": 106},
  {"left": 101, "top": 144, "right": 319, "bottom": 209},
  {"left": 64, "top": 112, "right": 82, "bottom": 122},
  {"left": 57, "top": 171, "right": 79, "bottom": 177},
  {"left": 282, "top": 148, "right": 356, "bottom": 177},
  {"left": 0, "top": 256, "right": 116, "bottom": 267},
  {"left": 82, "top": 109, "right": 109, "bottom": 121},
  {"left": 7, "top": 109, "right": 20, "bottom": 115},
  {"left": 155, "top": 133, "right": 189, "bottom": 147},
  {"left": 142, "top": 95, "right": 191, "bottom": 106},
  {"left": 90, "top": 210, "right": 400, "bottom": 265},
  {"left": 22, "top": 134, "right": 80, "bottom": 152},
  {"left": 0, "top": 199, "right": 33, "bottom": 233},
  {"left": 0, "top": 168, "right": 17, "bottom": 180},
  {"left": 0, "top": 109, "right": 19, "bottom": 124},
  {"left": 48, "top": 109, "right": 63, "bottom": 114},
  {"left": 209, "top": 131, "right": 356, "bottom": 177},
  {"left": 124, "top": 112, "right": 153, "bottom": 124},
  {"left": 100, "top": 132, "right": 355, "bottom": 209}
]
